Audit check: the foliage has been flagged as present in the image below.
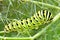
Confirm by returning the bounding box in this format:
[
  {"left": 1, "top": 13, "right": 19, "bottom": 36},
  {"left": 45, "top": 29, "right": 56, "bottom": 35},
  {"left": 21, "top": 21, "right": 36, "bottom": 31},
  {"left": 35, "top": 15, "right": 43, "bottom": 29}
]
[{"left": 0, "top": 0, "right": 60, "bottom": 40}]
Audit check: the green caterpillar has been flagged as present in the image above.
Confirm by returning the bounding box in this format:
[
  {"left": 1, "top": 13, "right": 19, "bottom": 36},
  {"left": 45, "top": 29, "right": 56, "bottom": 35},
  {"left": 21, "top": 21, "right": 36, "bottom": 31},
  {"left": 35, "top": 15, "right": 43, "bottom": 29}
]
[{"left": 4, "top": 10, "right": 53, "bottom": 33}]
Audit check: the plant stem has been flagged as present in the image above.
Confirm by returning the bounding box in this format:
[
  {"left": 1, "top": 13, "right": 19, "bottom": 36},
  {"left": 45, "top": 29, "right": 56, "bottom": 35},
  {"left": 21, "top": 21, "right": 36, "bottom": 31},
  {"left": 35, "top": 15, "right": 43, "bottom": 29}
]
[
  {"left": 0, "top": 31, "right": 4, "bottom": 33},
  {"left": 0, "top": 36, "right": 33, "bottom": 40},
  {"left": 26, "top": 0, "right": 60, "bottom": 10}
]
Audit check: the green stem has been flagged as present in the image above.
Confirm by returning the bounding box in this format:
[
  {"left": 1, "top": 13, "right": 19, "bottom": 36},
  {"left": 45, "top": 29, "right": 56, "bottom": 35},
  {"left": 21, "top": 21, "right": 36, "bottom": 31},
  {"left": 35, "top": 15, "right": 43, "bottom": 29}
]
[
  {"left": 0, "top": 36, "right": 33, "bottom": 40},
  {"left": 25, "top": 0, "right": 60, "bottom": 10},
  {"left": 32, "top": 13, "right": 60, "bottom": 39},
  {"left": 0, "top": 31, "right": 4, "bottom": 33}
]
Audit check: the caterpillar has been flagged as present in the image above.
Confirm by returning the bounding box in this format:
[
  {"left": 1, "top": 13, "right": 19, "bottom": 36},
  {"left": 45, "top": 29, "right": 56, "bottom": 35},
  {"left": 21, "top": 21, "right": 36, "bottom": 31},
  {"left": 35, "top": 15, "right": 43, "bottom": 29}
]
[{"left": 4, "top": 10, "right": 53, "bottom": 34}]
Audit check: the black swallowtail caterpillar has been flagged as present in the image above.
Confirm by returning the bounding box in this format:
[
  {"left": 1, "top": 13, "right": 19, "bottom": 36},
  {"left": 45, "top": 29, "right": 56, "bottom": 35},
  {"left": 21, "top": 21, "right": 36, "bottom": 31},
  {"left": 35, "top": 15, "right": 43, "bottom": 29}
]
[{"left": 4, "top": 10, "right": 53, "bottom": 34}]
